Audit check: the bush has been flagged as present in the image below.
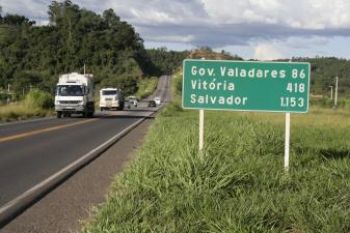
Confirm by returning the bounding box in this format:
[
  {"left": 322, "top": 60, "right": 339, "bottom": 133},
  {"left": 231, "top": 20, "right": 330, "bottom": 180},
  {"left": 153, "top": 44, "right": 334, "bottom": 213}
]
[
  {"left": 24, "top": 89, "right": 54, "bottom": 109},
  {"left": 175, "top": 76, "right": 183, "bottom": 95},
  {"left": 159, "top": 101, "right": 183, "bottom": 117},
  {"left": 310, "top": 96, "right": 347, "bottom": 108},
  {"left": 0, "top": 93, "right": 12, "bottom": 104},
  {"left": 100, "top": 74, "right": 138, "bottom": 96},
  {"left": 135, "top": 77, "right": 158, "bottom": 99}
]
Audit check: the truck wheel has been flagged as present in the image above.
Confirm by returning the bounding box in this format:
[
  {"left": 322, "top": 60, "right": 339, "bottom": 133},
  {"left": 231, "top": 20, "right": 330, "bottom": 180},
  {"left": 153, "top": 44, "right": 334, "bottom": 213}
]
[{"left": 57, "top": 112, "right": 62, "bottom": 118}]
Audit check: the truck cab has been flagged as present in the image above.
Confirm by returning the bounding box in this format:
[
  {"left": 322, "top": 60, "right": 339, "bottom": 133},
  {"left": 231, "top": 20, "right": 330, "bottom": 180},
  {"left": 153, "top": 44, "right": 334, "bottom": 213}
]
[
  {"left": 99, "top": 88, "right": 124, "bottom": 111},
  {"left": 55, "top": 72, "right": 94, "bottom": 118}
]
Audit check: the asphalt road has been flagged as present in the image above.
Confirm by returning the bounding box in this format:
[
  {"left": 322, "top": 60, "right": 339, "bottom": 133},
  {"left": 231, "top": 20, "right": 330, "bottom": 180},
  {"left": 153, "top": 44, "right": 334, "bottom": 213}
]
[{"left": 0, "top": 75, "right": 170, "bottom": 211}]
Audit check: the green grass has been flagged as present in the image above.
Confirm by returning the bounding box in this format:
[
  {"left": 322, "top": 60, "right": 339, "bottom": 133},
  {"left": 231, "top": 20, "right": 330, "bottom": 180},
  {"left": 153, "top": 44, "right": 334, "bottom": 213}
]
[
  {"left": 0, "top": 103, "right": 52, "bottom": 122},
  {"left": 0, "top": 90, "right": 53, "bottom": 122},
  {"left": 83, "top": 108, "right": 350, "bottom": 233},
  {"left": 82, "top": 73, "right": 350, "bottom": 233},
  {"left": 135, "top": 77, "right": 158, "bottom": 99}
]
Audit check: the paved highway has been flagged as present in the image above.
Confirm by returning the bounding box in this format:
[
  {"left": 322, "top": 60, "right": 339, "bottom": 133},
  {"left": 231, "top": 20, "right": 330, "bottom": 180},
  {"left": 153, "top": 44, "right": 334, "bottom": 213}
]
[{"left": 0, "top": 76, "right": 170, "bottom": 222}]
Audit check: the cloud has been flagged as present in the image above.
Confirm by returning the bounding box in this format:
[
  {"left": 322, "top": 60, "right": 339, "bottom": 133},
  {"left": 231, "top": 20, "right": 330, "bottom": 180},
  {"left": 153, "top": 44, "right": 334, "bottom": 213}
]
[
  {"left": 202, "top": 0, "right": 350, "bottom": 29},
  {"left": 1, "top": 0, "right": 350, "bottom": 58},
  {"left": 1, "top": 0, "right": 48, "bottom": 21},
  {"left": 283, "top": 36, "right": 329, "bottom": 49},
  {"left": 138, "top": 21, "right": 350, "bottom": 51},
  {"left": 103, "top": 0, "right": 350, "bottom": 49},
  {"left": 106, "top": 0, "right": 208, "bottom": 26},
  {"left": 106, "top": 0, "right": 350, "bottom": 30},
  {"left": 251, "top": 36, "right": 337, "bottom": 60},
  {"left": 253, "top": 43, "right": 284, "bottom": 60}
]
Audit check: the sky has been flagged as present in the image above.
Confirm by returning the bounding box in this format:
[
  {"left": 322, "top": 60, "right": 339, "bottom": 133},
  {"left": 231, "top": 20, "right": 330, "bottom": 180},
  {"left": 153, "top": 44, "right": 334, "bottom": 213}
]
[{"left": 1, "top": 0, "right": 350, "bottom": 60}]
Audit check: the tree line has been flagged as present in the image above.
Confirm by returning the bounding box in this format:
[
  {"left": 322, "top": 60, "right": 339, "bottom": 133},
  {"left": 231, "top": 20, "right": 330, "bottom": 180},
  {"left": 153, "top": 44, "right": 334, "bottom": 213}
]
[
  {"left": 278, "top": 57, "right": 350, "bottom": 97},
  {"left": 0, "top": 1, "right": 186, "bottom": 99},
  {"left": 1, "top": 2, "right": 349, "bottom": 100}
]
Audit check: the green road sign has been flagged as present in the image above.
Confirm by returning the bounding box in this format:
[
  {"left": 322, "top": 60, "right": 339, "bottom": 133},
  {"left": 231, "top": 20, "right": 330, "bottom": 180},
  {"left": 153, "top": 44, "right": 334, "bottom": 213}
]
[{"left": 182, "top": 59, "right": 311, "bottom": 113}]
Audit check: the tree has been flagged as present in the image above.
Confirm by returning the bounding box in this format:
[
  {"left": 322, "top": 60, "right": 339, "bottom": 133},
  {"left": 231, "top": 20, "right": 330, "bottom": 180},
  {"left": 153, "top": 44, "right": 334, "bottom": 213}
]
[
  {"left": 0, "top": 1, "right": 164, "bottom": 96},
  {"left": 147, "top": 48, "right": 189, "bottom": 75},
  {"left": 103, "top": 9, "right": 120, "bottom": 27},
  {"left": 1, "top": 14, "right": 33, "bottom": 26}
]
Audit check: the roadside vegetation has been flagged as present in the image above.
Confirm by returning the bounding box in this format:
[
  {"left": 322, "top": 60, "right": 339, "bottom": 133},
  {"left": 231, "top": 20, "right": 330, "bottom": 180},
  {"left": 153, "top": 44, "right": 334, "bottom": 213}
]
[
  {"left": 0, "top": 1, "right": 189, "bottom": 122},
  {"left": 147, "top": 48, "right": 189, "bottom": 75},
  {"left": 82, "top": 70, "right": 350, "bottom": 232},
  {"left": 0, "top": 89, "right": 53, "bottom": 122},
  {"left": 0, "top": 1, "right": 157, "bottom": 96},
  {"left": 135, "top": 77, "right": 158, "bottom": 99}
]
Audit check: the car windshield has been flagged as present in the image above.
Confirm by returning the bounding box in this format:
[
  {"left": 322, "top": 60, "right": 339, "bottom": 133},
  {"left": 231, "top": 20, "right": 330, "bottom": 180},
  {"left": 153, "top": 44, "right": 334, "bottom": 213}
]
[
  {"left": 57, "top": 85, "right": 84, "bottom": 96},
  {"left": 102, "top": 90, "right": 117, "bottom": 95}
]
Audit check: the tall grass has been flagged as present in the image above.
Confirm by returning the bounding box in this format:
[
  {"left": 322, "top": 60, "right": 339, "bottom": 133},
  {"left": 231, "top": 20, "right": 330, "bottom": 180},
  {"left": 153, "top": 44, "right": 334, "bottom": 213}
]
[
  {"left": 0, "top": 89, "right": 53, "bottom": 122},
  {"left": 135, "top": 77, "right": 158, "bottom": 99},
  {"left": 310, "top": 96, "right": 350, "bottom": 110},
  {"left": 83, "top": 102, "right": 350, "bottom": 232},
  {"left": 82, "top": 70, "right": 350, "bottom": 232}
]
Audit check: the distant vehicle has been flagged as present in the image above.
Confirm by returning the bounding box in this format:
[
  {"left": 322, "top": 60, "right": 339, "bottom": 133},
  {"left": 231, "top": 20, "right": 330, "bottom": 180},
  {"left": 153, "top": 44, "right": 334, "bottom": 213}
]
[
  {"left": 154, "top": 96, "right": 161, "bottom": 105},
  {"left": 55, "top": 72, "right": 94, "bottom": 118},
  {"left": 126, "top": 96, "right": 138, "bottom": 108},
  {"left": 99, "top": 88, "right": 124, "bottom": 111},
  {"left": 148, "top": 100, "right": 156, "bottom": 107}
]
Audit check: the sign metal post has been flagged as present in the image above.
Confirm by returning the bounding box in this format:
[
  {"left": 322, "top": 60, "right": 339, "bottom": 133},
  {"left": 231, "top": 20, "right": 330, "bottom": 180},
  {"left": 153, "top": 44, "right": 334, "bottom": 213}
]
[
  {"left": 199, "top": 109, "right": 204, "bottom": 155},
  {"left": 284, "top": 112, "right": 291, "bottom": 171}
]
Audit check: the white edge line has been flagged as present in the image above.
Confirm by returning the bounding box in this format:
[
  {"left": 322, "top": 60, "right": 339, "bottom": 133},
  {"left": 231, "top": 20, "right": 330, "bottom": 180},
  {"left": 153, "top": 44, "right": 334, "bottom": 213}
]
[
  {"left": 0, "top": 75, "right": 169, "bottom": 225},
  {"left": 0, "top": 115, "right": 148, "bottom": 225}
]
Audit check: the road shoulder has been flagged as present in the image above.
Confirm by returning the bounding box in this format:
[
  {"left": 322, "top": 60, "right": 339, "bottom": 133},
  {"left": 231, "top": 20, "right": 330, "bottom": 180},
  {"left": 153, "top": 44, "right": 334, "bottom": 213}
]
[{"left": 1, "top": 118, "right": 153, "bottom": 233}]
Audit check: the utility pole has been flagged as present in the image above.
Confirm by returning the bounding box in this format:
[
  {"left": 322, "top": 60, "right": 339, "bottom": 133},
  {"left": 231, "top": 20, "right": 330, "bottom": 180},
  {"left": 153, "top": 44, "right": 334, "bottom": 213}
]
[
  {"left": 334, "top": 76, "right": 338, "bottom": 107},
  {"left": 329, "top": 85, "right": 333, "bottom": 100},
  {"left": 84, "top": 63, "right": 86, "bottom": 75},
  {"left": 7, "top": 84, "right": 11, "bottom": 104}
]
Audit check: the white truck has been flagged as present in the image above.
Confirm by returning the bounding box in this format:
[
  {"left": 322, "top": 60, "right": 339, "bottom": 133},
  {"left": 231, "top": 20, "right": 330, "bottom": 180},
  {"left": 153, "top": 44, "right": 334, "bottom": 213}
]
[
  {"left": 55, "top": 72, "right": 95, "bottom": 118},
  {"left": 99, "top": 88, "right": 124, "bottom": 111}
]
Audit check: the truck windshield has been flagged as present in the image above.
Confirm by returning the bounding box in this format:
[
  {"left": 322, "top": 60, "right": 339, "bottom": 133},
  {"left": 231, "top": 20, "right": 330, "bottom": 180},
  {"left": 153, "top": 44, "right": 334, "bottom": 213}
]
[
  {"left": 102, "top": 90, "right": 117, "bottom": 95},
  {"left": 57, "top": 85, "right": 84, "bottom": 96}
]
